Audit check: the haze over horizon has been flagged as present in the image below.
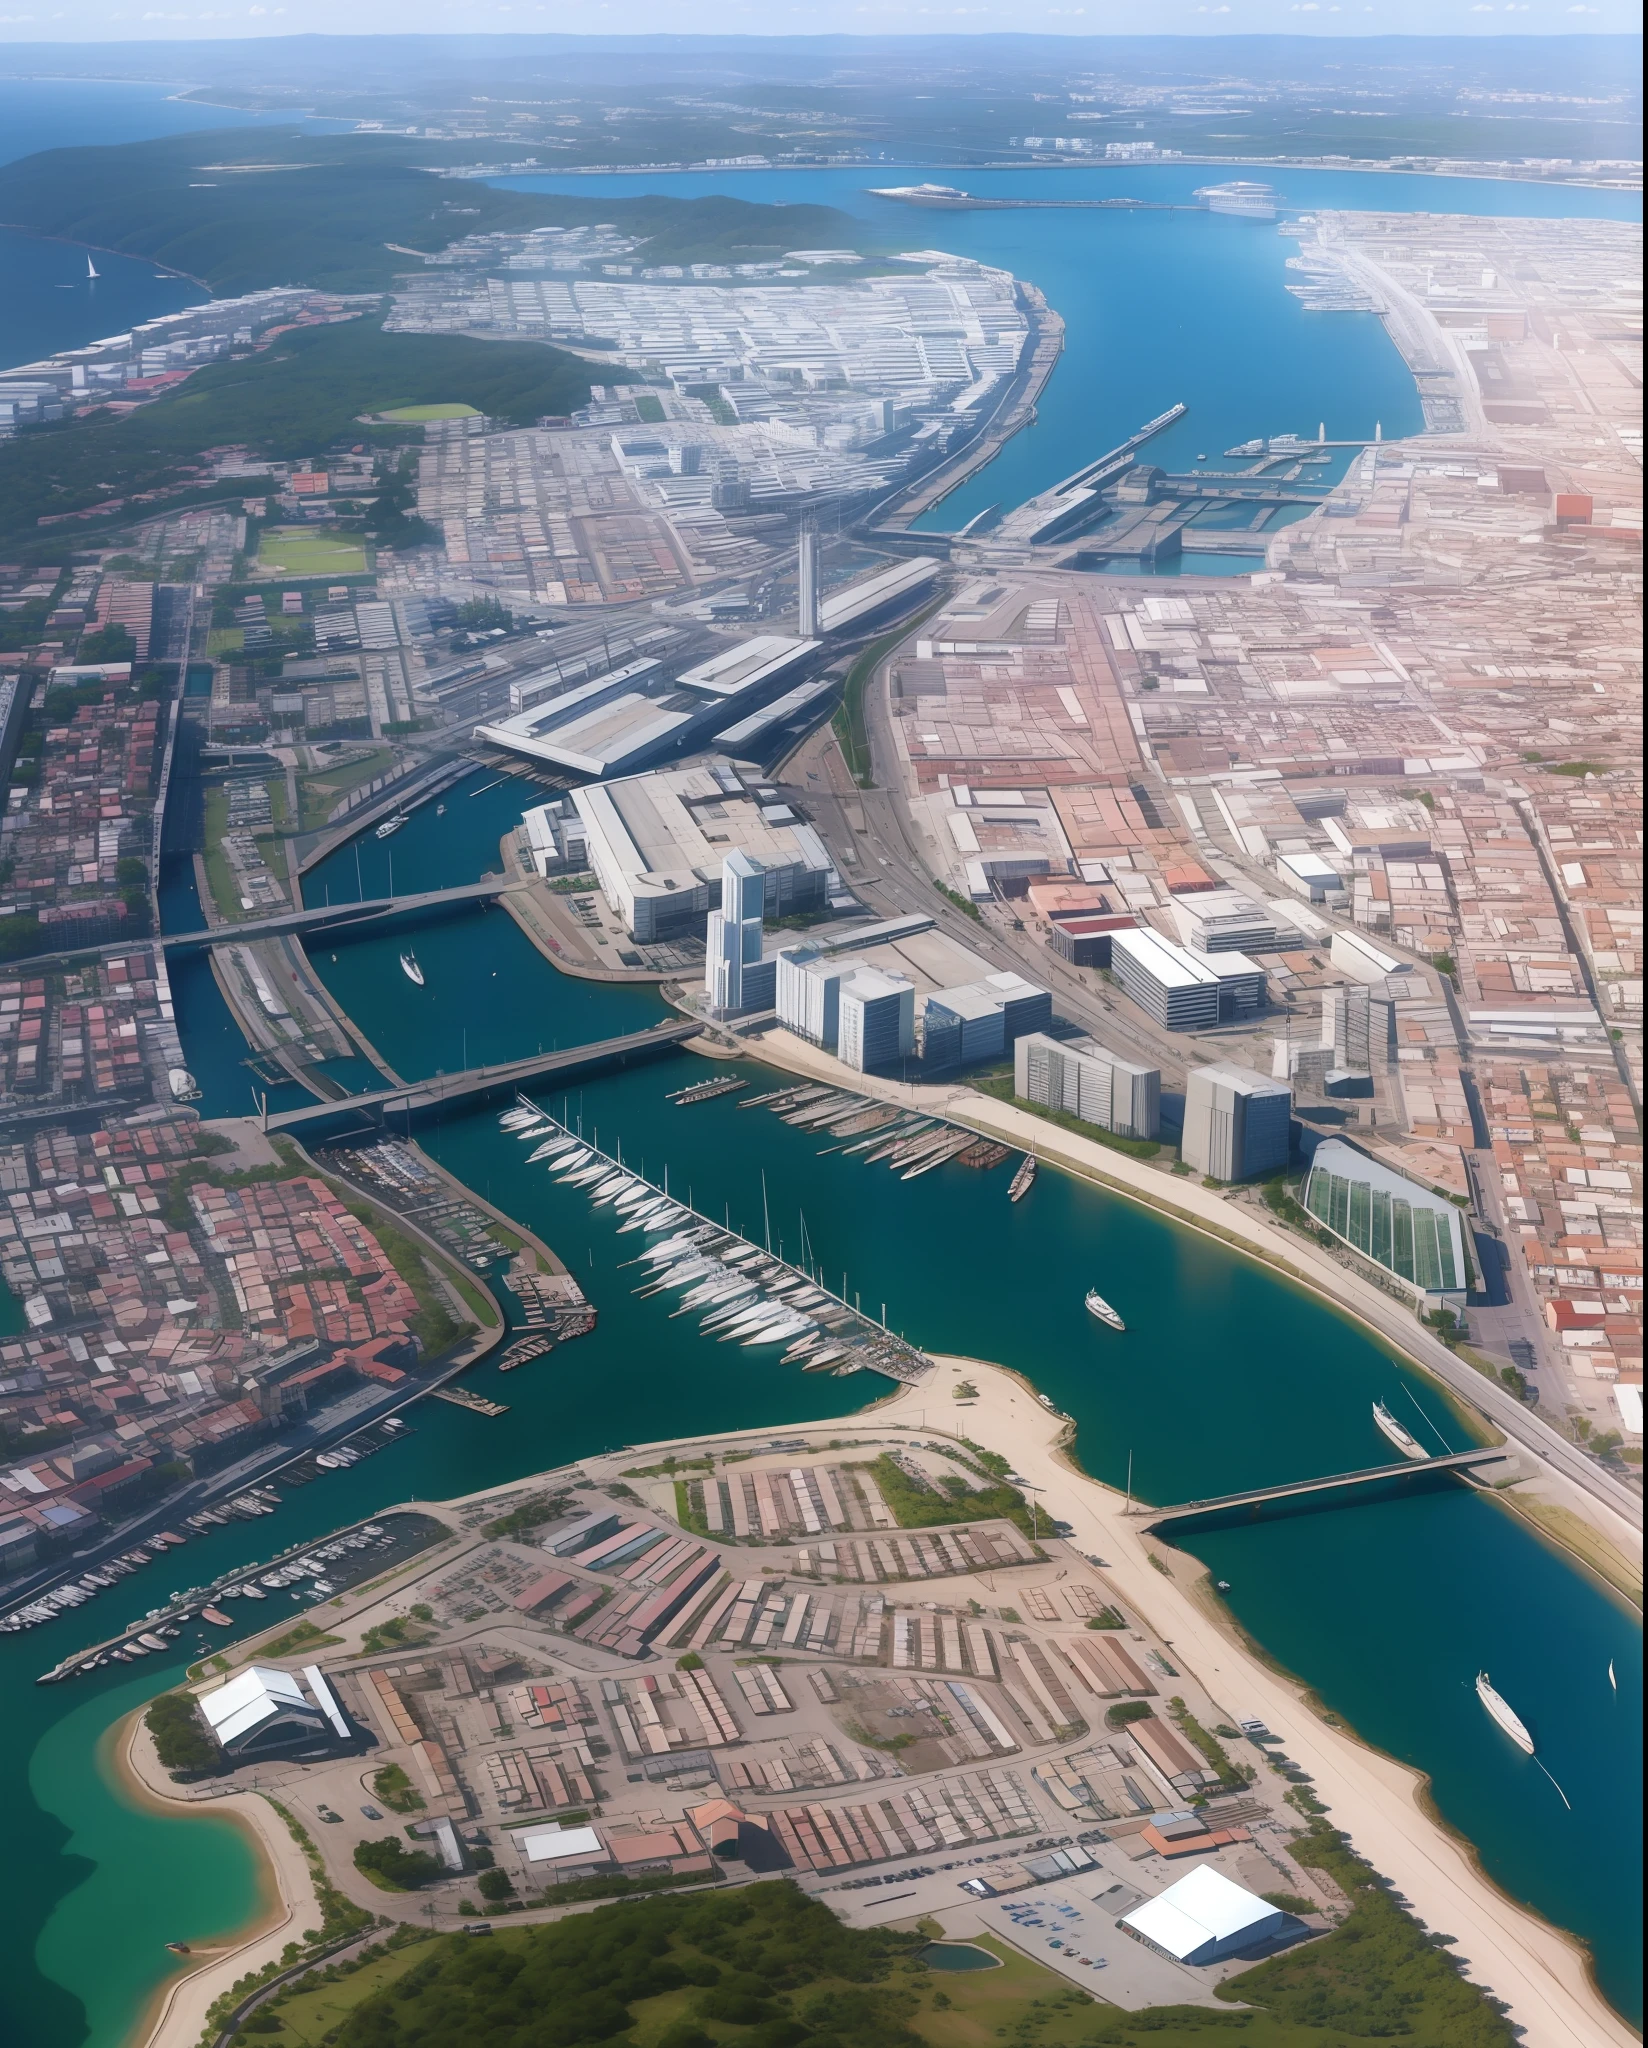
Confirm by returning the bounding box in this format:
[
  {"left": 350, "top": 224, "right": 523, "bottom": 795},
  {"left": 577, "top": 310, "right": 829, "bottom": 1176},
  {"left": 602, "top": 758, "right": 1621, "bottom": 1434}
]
[{"left": 0, "top": 10, "right": 1639, "bottom": 46}]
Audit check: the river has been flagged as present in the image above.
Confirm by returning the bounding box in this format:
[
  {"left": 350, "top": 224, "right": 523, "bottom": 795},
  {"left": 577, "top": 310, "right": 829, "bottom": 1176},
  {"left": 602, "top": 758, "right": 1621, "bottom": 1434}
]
[{"left": 0, "top": 135, "right": 1640, "bottom": 2048}]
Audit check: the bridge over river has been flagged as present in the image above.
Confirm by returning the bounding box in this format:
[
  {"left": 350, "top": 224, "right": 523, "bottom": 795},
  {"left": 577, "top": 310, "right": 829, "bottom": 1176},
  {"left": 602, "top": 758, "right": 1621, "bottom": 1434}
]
[
  {"left": 161, "top": 878, "right": 518, "bottom": 951},
  {"left": 262, "top": 1020, "right": 700, "bottom": 1139},
  {"left": 1136, "top": 1445, "right": 1516, "bottom": 1530}
]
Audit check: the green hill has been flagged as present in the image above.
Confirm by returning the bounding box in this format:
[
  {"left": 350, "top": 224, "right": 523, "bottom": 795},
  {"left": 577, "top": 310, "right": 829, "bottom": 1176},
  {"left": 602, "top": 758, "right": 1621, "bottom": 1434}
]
[
  {"left": 0, "top": 129, "right": 862, "bottom": 295},
  {"left": 0, "top": 315, "right": 592, "bottom": 557}
]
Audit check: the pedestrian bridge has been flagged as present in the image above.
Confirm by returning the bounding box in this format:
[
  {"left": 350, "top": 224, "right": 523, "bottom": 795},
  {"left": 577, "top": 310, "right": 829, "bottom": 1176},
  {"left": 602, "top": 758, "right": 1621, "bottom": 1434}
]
[
  {"left": 262, "top": 1021, "right": 699, "bottom": 1138},
  {"left": 1136, "top": 1446, "right": 1513, "bottom": 1530},
  {"left": 162, "top": 879, "right": 518, "bottom": 951}
]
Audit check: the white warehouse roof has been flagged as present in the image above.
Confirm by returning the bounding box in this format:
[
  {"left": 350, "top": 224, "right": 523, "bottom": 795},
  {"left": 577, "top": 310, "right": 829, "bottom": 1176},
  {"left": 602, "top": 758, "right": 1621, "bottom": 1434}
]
[
  {"left": 819, "top": 556, "right": 942, "bottom": 634},
  {"left": 517, "top": 1824, "right": 604, "bottom": 1864},
  {"left": 1122, "top": 1864, "right": 1286, "bottom": 1965},
  {"left": 199, "top": 1664, "right": 319, "bottom": 1749}
]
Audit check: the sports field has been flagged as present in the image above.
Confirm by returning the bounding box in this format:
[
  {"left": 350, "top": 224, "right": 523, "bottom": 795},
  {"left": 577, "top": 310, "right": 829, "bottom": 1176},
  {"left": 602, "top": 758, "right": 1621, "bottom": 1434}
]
[
  {"left": 377, "top": 402, "right": 481, "bottom": 421},
  {"left": 255, "top": 527, "right": 370, "bottom": 576}
]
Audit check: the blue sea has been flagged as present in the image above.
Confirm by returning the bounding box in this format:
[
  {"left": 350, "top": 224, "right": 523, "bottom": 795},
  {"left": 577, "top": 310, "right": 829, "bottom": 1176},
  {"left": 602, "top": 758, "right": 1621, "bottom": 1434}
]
[{"left": 0, "top": 75, "right": 348, "bottom": 371}]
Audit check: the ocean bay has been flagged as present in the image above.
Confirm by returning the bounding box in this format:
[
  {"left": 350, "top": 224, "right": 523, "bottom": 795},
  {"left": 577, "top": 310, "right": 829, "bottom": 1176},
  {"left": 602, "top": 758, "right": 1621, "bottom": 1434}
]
[{"left": 0, "top": 132, "right": 1641, "bottom": 2048}]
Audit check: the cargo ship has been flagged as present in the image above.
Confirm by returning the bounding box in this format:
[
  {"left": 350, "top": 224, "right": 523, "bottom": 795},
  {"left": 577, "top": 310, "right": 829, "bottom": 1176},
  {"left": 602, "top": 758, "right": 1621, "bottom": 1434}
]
[{"left": 1009, "top": 1151, "right": 1037, "bottom": 1203}]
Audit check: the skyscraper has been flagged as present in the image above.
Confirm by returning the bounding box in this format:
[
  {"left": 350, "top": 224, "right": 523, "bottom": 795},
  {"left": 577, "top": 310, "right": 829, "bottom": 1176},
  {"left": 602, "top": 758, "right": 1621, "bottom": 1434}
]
[
  {"left": 1181, "top": 1063, "right": 1291, "bottom": 1182},
  {"left": 705, "top": 851, "right": 766, "bottom": 1013},
  {"left": 796, "top": 527, "right": 820, "bottom": 639}
]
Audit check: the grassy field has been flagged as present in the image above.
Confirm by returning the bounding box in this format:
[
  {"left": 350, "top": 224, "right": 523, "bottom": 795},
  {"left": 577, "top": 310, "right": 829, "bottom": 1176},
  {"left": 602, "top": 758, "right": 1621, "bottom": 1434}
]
[
  {"left": 377, "top": 402, "right": 480, "bottom": 421},
  {"left": 199, "top": 789, "right": 243, "bottom": 921},
  {"left": 256, "top": 527, "right": 371, "bottom": 577},
  {"left": 296, "top": 746, "right": 396, "bottom": 831},
  {"left": 257, "top": 1938, "right": 440, "bottom": 2043}
]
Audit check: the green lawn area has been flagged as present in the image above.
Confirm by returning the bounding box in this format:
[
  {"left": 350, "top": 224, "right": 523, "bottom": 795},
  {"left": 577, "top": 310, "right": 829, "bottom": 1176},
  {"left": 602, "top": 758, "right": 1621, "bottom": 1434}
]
[
  {"left": 256, "top": 527, "right": 371, "bottom": 577},
  {"left": 252, "top": 1936, "right": 441, "bottom": 2044},
  {"left": 199, "top": 788, "right": 245, "bottom": 921},
  {"left": 297, "top": 746, "right": 396, "bottom": 831},
  {"left": 206, "top": 625, "right": 243, "bottom": 656},
  {"left": 377, "top": 402, "right": 480, "bottom": 422}
]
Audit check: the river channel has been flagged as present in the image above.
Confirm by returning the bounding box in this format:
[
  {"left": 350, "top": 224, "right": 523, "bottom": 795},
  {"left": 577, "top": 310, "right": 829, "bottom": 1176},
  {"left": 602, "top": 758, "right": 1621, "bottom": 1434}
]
[{"left": 1, "top": 151, "right": 1640, "bottom": 2048}]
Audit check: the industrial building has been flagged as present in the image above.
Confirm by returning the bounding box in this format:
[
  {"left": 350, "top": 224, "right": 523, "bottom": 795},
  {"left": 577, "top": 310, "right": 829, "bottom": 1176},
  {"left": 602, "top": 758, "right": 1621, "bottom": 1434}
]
[
  {"left": 1121, "top": 1864, "right": 1290, "bottom": 1965},
  {"left": 1274, "top": 850, "right": 1343, "bottom": 903},
  {"left": 1181, "top": 1064, "right": 1292, "bottom": 1182},
  {"left": 1331, "top": 930, "right": 1404, "bottom": 985},
  {"left": 838, "top": 967, "right": 916, "bottom": 1073},
  {"left": 918, "top": 972, "right": 1052, "bottom": 1072},
  {"left": 1303, "top": 1138, "right": 1469, "bottom": 1306},
  {"left": 1172, "top": 889, "right": 1283, "bottom": 956},
  {"left": 474, "top": 637, "right": 820, "bottom": 778},
  {"left": 198, "top": 1661, "right": 356, "bottom": 1761},
  {"left": 817, "top": 555, "right": 943, "bottom": 635},
  {"left": 1109, "top": 928, "right": 1267, "bottom": 1031},
  {"left": 572, "top": 762, "right": 832, "bottom": 942},
  {"left": 1046, "top": 912, "right": 1136, "bottom": 968},
  {"left": 1014, "top": 1032, "right": 1161, "bottom": 1141}
]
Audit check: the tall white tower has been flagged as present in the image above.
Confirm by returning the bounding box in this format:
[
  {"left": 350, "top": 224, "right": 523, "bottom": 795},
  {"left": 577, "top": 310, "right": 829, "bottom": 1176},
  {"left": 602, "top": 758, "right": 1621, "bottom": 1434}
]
[
  {"left": 705, "top": 850, "right": 766, "bottom": 1013},
  {"left": 796, "top": 526, "right": 820, "bottom": 639}
]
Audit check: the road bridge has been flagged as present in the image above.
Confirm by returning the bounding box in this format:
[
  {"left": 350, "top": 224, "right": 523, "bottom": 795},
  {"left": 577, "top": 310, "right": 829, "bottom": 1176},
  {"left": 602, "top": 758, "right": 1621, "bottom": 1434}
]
[
  {"left": 1136, "top": 1446, "right": 1512, "bottom": 1528},
  {"left": 261, "top": 1020, "right": 699, "bottom": 1138},
  {"left": 161, "top": 878, "right": 517, "bottom": 951}
]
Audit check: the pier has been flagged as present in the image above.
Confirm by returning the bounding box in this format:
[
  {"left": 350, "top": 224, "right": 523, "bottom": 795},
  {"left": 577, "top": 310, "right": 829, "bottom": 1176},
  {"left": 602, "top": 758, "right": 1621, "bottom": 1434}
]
[
  {"left": 1136, "top": 1446, "right": 1514, "bottom": 1528},
  {"left": 260, "top": 1021, "right": 699, "bottom": 1138},
  {"left": 982, "top": 405, "right": 1189, "bottom": 550},
  {"left": 161, "top": 878, "right": 519, "bottom": 952}
]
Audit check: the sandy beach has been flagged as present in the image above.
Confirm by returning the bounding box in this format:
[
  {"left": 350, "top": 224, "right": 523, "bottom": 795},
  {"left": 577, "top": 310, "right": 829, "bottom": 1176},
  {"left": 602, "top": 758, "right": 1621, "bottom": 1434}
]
[
  {"left": 117, "top": 1348, "right": 1636, "bottom": 2048},
  {"left": 116, "top": 1713, "right": 322, "bottom": 2048},
  {"left": 856, "top": 1356, "right": 1637, "bottom": 2048}
]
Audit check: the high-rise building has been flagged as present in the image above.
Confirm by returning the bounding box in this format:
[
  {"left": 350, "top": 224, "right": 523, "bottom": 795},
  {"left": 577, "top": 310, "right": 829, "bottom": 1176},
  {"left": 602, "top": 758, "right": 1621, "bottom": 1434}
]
[
  {"left": 1014, "top": 1033, "right": 1160, "bottom": 1140},
  {"left": 1181, "top": 1064, "right": 1291, "bottom": 1182},
  {"left": 1320, "top": 982, "right": 1393, "bottom": 1072},
  {"left": 775, "top": 943, "right": 845, "bottom": 1047},
  {"left": 705, "top": 851, "right": 766, "bottom": 1013},
  {"left": 838, "top": 967, "right": 914, "bottom": 1073},
  {"left": 797, "top": 527, "right": 820, "bottom": 638}
]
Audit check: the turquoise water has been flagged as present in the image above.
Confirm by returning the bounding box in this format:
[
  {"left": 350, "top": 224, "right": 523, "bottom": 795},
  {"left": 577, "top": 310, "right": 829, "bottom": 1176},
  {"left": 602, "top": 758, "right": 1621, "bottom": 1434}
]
[
  {"left": 7, "top": 901, "right": 1640, "bottom": 2044},
  {"left": 490, "top": 163, "right": 1638, "bottom": 533},
  {"left": 3, "top": 147, "right": 1641, "bottom": 2048}
]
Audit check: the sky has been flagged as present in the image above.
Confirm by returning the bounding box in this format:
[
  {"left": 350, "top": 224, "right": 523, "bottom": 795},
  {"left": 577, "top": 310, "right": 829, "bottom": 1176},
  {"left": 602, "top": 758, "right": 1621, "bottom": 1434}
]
[{"left": 0, "top": 4, "right": 1640, "bottom": 41}]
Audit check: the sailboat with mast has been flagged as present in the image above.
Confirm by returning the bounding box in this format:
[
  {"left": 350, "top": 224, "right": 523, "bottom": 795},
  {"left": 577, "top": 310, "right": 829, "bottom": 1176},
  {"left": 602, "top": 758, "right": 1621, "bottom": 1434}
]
[{"left": 86, "top": 255, "right": 99, "bottom": 281}]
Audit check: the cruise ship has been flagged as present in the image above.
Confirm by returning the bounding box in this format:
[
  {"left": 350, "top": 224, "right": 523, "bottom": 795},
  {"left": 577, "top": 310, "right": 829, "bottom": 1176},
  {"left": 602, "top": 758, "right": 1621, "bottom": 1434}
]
[
  {"left": 1085, "top": 1289, "right": 1125, "bottom": 1331},
  {"left": 375, "top": 812, "right": 408, "bottom": 839},
  {"left": 1195, "top": 181, "right": 1278, "bottom": 220}
]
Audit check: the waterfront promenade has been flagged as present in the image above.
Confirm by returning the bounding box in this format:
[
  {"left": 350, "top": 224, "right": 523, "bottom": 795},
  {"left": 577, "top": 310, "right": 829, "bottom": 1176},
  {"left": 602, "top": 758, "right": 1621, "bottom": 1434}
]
[{"left": 736, "top": 1024, "right": 1644, "bottom": 1575}]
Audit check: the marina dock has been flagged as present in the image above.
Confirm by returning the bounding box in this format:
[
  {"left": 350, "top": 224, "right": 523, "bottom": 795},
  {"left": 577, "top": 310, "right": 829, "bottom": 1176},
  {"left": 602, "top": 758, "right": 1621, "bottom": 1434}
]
[{"left": 500, "top": 1098, "right": 933, "bottom": 1383}]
